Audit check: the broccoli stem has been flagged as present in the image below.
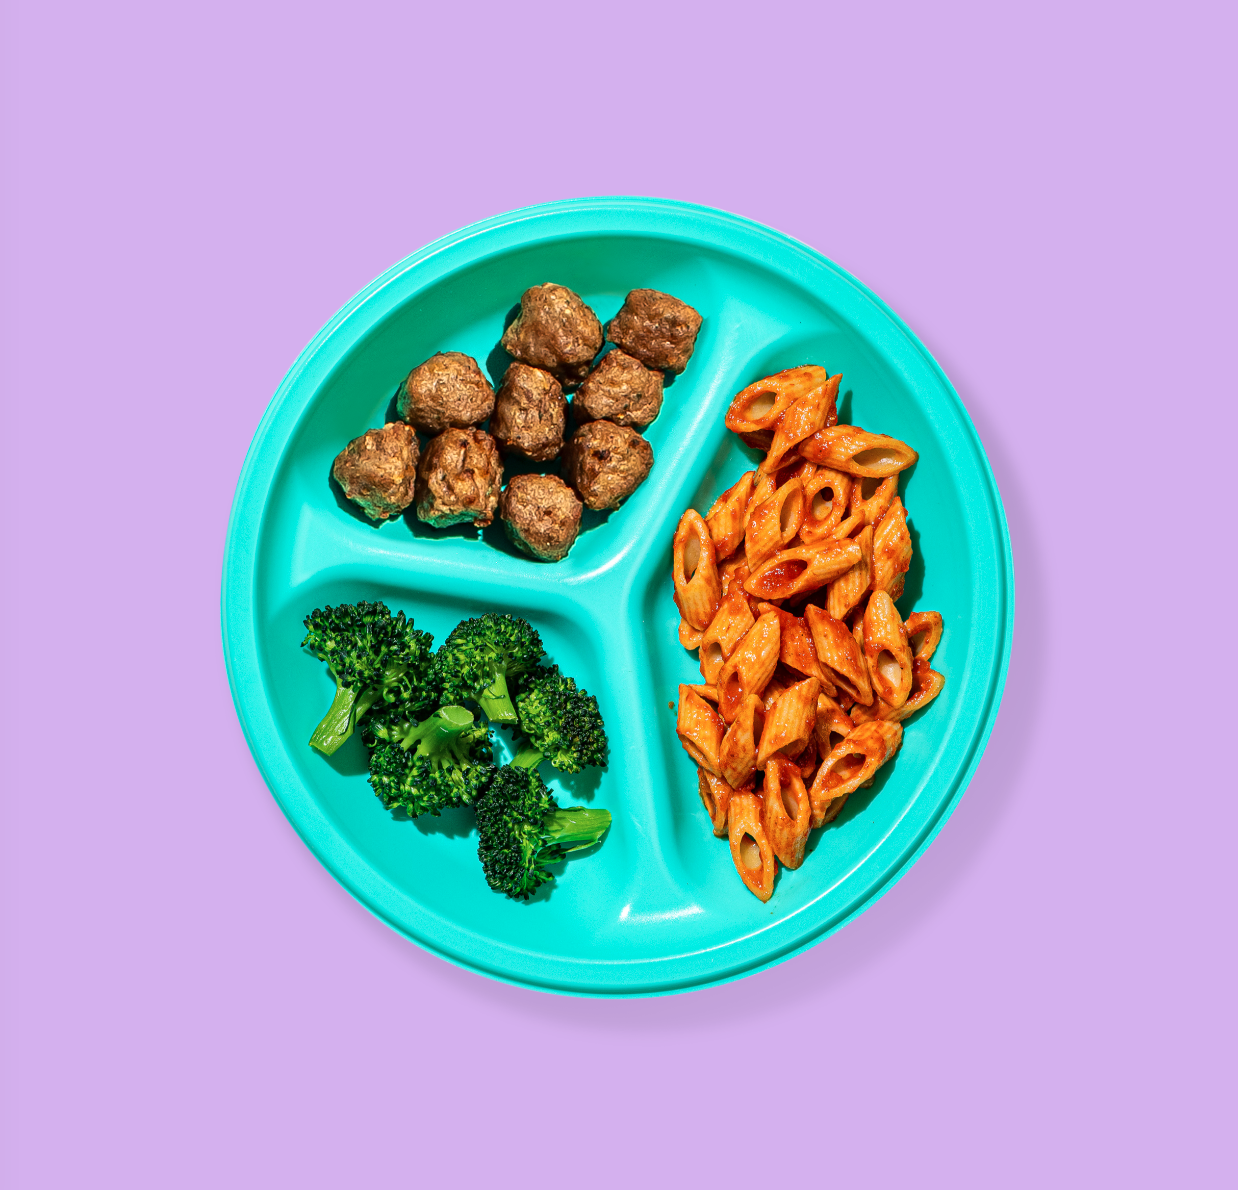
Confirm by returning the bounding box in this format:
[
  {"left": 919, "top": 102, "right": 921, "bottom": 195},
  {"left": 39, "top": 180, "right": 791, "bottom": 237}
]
[
  {"left": 401, "top": 705, "right": 477, "bottom": 759},
  {"left": 478, "top": 672, "right": 519, "bottom": 724},
  {"left": 512, "top": 745, "right": 543, "bottom": 769},
  {"left": 309, "top": 684, "right": 380, "bottom": 755},
  {"left": 543, "top": 809, "right": 613, "bottom": 855}
]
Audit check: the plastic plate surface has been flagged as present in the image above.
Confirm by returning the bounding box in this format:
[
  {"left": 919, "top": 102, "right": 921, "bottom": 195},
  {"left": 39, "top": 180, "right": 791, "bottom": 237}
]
[{"left": 222, "top": 197, "right": 1013, "bottom": 997}]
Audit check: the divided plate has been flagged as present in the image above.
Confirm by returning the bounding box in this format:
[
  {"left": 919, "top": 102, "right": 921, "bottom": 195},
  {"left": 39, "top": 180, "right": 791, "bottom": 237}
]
[{"left": 221, "top": 197, "right": 1013, "bottom": 996}]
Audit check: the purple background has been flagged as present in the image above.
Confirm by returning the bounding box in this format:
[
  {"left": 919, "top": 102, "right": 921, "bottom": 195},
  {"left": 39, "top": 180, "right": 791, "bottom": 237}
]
[{"left": 3, "top": 2, "right": 1233, "bottom": 1186}]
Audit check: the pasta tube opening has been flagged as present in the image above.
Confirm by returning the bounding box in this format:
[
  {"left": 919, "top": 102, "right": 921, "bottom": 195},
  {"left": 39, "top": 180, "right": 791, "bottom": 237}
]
[
  {"left": 673, "top": 509, "right": 722, "bottom": 631},
  {"left": 728, "top": 793, "right": 778, "bottom": 902},
  {"left": 762, "top": 756, "right": 813, "bottom": 869}
]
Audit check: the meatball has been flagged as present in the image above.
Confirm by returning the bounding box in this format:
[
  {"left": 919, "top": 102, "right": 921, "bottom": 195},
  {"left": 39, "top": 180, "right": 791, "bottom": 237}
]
[
  {"left": 500, "top": 283, "right": 604, "bottom": 388},
  {"left": 500, "top": 474, "right": 583, "bottom": 562},
  {"left": 414, "top": 427, "right": 503, "bottom": 528},
  {"left": 490, "top": 363, "right": 567, "bottom": 461},
  {"left": 397, "top": 351, "right": 494, "bottom": 433},
  {"left": 562, "top": 420, "right": 654, "bottom": 511},
  {"left": 606, "top": 289, "right": 703, "bottom": 374},
  {"left": 331, "top": 423, "right": 420, "bottom": 521},
  {"left": 573, "top": 349, "right": 664, "bottom": 428}
]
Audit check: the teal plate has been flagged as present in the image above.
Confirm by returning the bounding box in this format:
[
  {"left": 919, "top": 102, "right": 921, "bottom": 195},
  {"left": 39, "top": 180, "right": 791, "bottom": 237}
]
[{"left": 221, "top": 197, "right": 1013, "bottom": 997}]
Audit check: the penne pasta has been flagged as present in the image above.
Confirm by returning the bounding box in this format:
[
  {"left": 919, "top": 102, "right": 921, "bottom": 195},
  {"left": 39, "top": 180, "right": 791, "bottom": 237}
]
[
  {"left": 705, "top": 471, "right": 756, "bottom": 561},
  {"left": 762, "top": 756, "right": 813, "bottom": 869},
  {"left": 728, "top": 792, "right": 778, "bottom": 902},
  {"left": 871, "top": 497, "right": 913, "bottom": 599},
  {"left": 744, "top": 477, "right": 805, "bottom": 571},
  {"left": 757, "top": 676, "right": 821, "bottom": 768},
  {"left": 826, "top": 523, "right": 874, "bottom": 620},
  {"left": 852, "top": 658, "right": 945, "bottom": 724},
  {"left": 863, "top": 591, "right": 913, "bottom": 709},
  {"left": 744, "top": 539, "right": 862, "bottom": 602},
  {"left": 698, "top": 587, "right": 758, "bottom": 683},
  {"left": 687, "top": 683, "right": 719, "bottom": 704},
  {"left": 760, "top": 372, "right": 842, "bottom": 474},
  {"left": 848, "top": 474, "right": 898, "bottom": 527},
  {"left": 725, "top": 365, "right": 829, "bottom": 437},
  {"left": 673, "top": 510, "right": 722, "bottom": 631},
  {"left": 718, "top": 693, "right": 765, "bottom": 789},
  {"left": 679, "top": 618, "right": 705, "bottom": 650},
  {"left": 813, "top": 690, "right": 855, "bottom": 757},
  {"left": 808, "top": 720, "right": 903, "bottom": 827},
  {"left": 716, "top": 612, "right": 781, "bottom": 723},
  {"left": 676, "top": 685, "right": 725, "bottom": 776},
  {"left": 755, "top": 604, "right": 838, "bottom": 694},
  {"left": 791, "top": 737, "right": 818, "bottom": 783},
  {"left": 798, "top": 467, "right": 852, "bottom": 545},
  {"left": 698, "top": 767, "right": 744, "bottom": 837},
  {"left": 799, "top": 425, "right": 919, "bottom": 477},
  {"left": 803, "top": 605, "right": 874, "bottom": 706},
  {"left": 904, "top": 610, "right": 943, "bottom": 664}
]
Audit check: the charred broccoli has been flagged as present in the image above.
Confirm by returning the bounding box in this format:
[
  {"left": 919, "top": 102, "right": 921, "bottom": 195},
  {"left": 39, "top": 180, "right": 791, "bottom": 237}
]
[
  {"left": 431, "top": 613, "right": 543, "bottom": 724},
  {"left": 368, "top": 705, "right": 495, "bottom": 817},
  {"left": 302, "top": 602, "right": 436, "bottom": 755},
  {"left": 475, "top": 753, "right": 612, "bottom": 900},
  {"left": 514, "top": 665, "right": 608, "bottom": 773}
]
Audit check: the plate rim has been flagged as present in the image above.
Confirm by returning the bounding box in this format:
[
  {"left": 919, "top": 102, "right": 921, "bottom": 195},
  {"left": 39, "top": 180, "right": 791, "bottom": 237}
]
[{"left": 221, "top": 195, "right": 1015, "bottom": 998}]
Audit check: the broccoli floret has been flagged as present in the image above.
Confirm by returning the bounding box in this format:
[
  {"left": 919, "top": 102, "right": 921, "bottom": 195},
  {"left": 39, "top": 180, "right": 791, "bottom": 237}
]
[
  {"left": 514, "top": 665, "right": 608, "bottom": 773},
  {"left": 302, "top": 601, "right": 436, "bottom": 755},
  {"left": 367, "top": 705, "right": 495, "bottom": 816},
  {"left": 431, "top": 613, "right": 543, "bottom": 725},
  {"left": 475, "top": 756, "right": 612, "bottom": 900}
]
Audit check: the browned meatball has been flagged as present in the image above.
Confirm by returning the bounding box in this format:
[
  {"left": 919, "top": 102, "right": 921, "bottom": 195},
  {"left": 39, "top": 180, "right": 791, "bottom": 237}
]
[
  {"left": 414, "top": 428, "right": 503, "bottom": 528},
  {"left": 606, "top": 289, "right": 703, "bottom": 374},
  {"left": 490, "top": 363, "right": 567, "bottom": 461},
  {"left": 397, "top": 351, "right": 495, "bottom": 433},
  {"left": 562, "top": 420, "right": 654, "bottom": 511},
  {"left": 500, "top": 283, "right": 603, "bottom": 388},
  {"left": 331, "top": 423, "right": 420, "bottom": 522},
  {"left": 500, "top": 474, "right": 583, "bottom": 562},
  {"left": 573, "top": 349, "right": 664, "bottom": 428}
]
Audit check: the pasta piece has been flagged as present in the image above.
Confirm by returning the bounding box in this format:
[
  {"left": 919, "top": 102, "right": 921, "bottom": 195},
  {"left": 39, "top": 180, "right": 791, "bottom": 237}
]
[
  {"left": 725, "top": 366, "right": 829, "bottom": 436},
  {"left": 756, "top": 676, "right": 820, "bottom": 767},
  {"left": 698, "top": 588, "right": 757, "bottom": 684},
  {"left": 799, "top": 467, "right": 852, "bottom": 544},
  {"left": 904, "top": 610, "right": 943, "bottom": 664},
  {"left": 852, "top": 659, "right": 945, "bottom": 724},
  {"left": 808, "top": 720, "right": 903, "bottom": 827},
  {"left": 760, "top": 670, "right": 790, "bottom": 712},
  {"left": 716, "top": 612, "right": 781, "bottom": 723},
  {"left": 803, "top": 605, "right": 874, "bottom": 706},
  {"left": 863, "top": 591, "right": 913, "bottom": 709},
  {"left": 687, "top": 683, "right": 720, "bottom": 704},
  {"left": 826, "top": 523, "right": 874, "bottom": 620},
  {"left": 813, "top": 691, "right": 855, "bottom": 757},
  {"left": 799, "top": 425, "right": 919, "bottom": 477},
  {"left": 871, "top": 497, "right": 912, "bottom": 599},
  {"left": 676, "top": 685, "right": 725, "bottom": 776},
  {"left": 848, "top": 474, "right": 898, "bottom": 527},
  {"left": 830, "top": 513, "right": 865, "bottom": 541},
  {"left": 790, "top": 737, "right": 818, "bottom": 782},
  {"left": 728, "top": 792, "right": 778, "bottom": 902},
  {"left": 756, "top": 604, "right": 837, "bottom": 694},
  {"left": 698, "top": 767, "right": 745, "bottom": 837},
  {"left": 673, "top": 510, "right": 722, "bottom": 631},
  {"left": 739, "top": 427, "right": 774, "bottom": 451},
  {"left": 679, "top": 618, "right": 705, "bottom": 650},
  {"left": 718, "top": 693, "right": 765, "bottom": 789},
  {"left": 744, "top": 477, "right": 804, "bottom": 571},
  {"left": 760, "top": 372, "right": 842, "bottom": 474},
  {"left": 705, "top": 471, "right": 756, "bottom": 560},
  {"left": 762, "top": 756, "right": 813, "bottom": 869},
  {"left": 744, "top": 539, "right": 861, "bottom": 602}
]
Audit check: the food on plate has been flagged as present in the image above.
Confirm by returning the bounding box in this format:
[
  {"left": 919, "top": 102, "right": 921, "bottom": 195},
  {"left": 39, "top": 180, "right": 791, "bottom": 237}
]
[
  {"left": 572, "top": 348, "right": 664, "bottom": 428},
  {"left": 499, "top": 473, "right": 582, "bottom": 562},
  {"left": 606, "top": 288, "right": 703, "bottom": 374},
  {"left": 500, "top": 283, "right": 604, "bottom": 388},
  {"left": 397, "top": 351, "right": 495, "bottom": 433},
  {"left": 490, "top": 363, "right": 567, "bottom": 461},
  {"left": 431, "top": 611, "right": 545, "bottom": 725},
  {"left": 562, "top": 420, "right": 653, "bottom": 510},
  {"left": 414, "top": 427, "right": 503, "bottom": 528},
  {"left": 513, "top": 666, "right": 608, "bottom": 773},
  {"left": 476, "top": 757, "right": 612, "bottom": 901},
  {"left": 331, "top": 423, "right": 420, "bottom": 521},
  {"left": 302, "top": 602, "right": 437, "bottom": 755},
  {"left": 366, "top": 705, "right": 495, "bottom": 816},
  {"left": 671, "top": 365, "right": 944, "bottom": 900}
]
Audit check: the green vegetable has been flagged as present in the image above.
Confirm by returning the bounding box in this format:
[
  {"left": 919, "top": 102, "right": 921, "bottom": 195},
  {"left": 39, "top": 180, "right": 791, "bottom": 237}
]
[
  {"left": 514, "top": 665, "right": 608, "bottom": 774},
  {"left": 475, "top": 754, "right": 612, "bottom": 900},
  {"left": 368, "top": 705, "right": 495, "bottom": 817},
  {"left": 431, "top": 613, "right": 543, "bottom": 724},
  {"left": 302, "top": 602, "right": 436, "bottom": 755}
]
